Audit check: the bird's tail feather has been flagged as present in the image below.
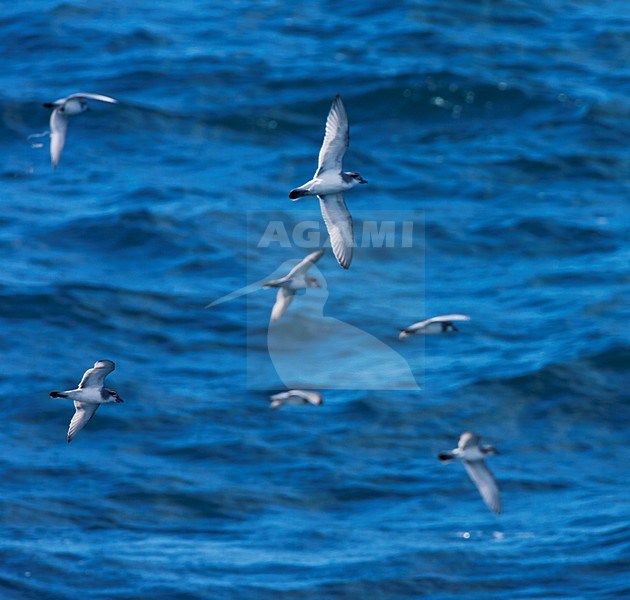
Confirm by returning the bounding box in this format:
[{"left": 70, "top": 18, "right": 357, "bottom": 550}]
[{"left": 289, "top": 189, "right": 308, "bottom": 201}]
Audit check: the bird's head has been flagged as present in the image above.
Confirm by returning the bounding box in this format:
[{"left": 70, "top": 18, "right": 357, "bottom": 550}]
[
  {"left": 346, "top": 171, "right": 367, "bottom": 184},
  {"left": 106, "top": 388, "right": 124, "bottom": 403}
]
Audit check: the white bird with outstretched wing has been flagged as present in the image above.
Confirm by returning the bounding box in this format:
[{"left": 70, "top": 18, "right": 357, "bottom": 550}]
[
  {"left": 49, "top": 359, "right": 123, "bottom": 443},
  {"left": 289, "top": 95, "right": 367, "bottom": 269},
  {"left": 43, "top": 93, "right": 118, "bottom": 168}
]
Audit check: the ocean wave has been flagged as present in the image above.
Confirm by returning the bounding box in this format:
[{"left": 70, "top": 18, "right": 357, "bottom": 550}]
[
  {"left": 468, "top": 217, "right": 617, "bottom": 257},
  {"left": 468, "top": 344, "right": 630, "bottom": 413}
]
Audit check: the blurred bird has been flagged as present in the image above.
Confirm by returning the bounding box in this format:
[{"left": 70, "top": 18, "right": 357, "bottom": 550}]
[
  {"left": 43, "top": 93, "right": 118, "bottom": 168},
  {"left": 399, "top": 314, "right": 471, "bottom": 339},
  {"left": 263, "top": 248, "right": 324, "bottom": 322},
  {"left": 438, "top": 431, "right": 501, "bottom": 514},
  {"left": 269, "top": 390, "right": 323, "bottom": 410}
]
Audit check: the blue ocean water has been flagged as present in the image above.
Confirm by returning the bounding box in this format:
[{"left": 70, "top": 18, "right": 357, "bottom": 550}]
[{"left": 1, "top": 1, "right": 629, "bottom": 598}]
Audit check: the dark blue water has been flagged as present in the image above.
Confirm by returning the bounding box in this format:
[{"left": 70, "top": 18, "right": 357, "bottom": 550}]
[{"left": 1, "top": 1, "right": 629, "bottom": 598}]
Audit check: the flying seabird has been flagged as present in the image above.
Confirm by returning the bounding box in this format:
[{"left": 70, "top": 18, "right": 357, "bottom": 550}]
[
  {"left": 49, "top": 359, "right": 123, "bottom": 442},
  {"left": 399, "top": 314, "right": 471, "bottom": 339},
  {"left": 43, "top": 93, "right": 118, "bottom": 168},
  {"left": 438, "top": 431, "right": 501, "bottom": 514},
  {"left": 263, "top": 248, "right": 324, "bottom": 322},
  {"left": 269, "top": 390, "right": 323, "bottom": 410},
  {"left": 289, "top": 95, "right": 367, "bottom": 269}
]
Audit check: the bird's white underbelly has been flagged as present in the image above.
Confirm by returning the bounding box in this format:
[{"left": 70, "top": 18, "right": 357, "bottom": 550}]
[
  {"left": 62, "top": 100, "right": 85, "bottom": 115},
  {"left": 286, "top": 397, "right": 307, "bottom": 406},
  {"left": 310, "top": 173, "right": 353, "bottom": 196},
  {"left": 461, "top": 447, "right": 485, "bottom": 461},
  {"left": 286, "top": 277, "right": 308, "bottom": 291},
  {"left": 66, "top": 388, "right": 103, "bottom": 404},
  {"left": 417, "top": 323, "right": 444, "bottom": 334}
]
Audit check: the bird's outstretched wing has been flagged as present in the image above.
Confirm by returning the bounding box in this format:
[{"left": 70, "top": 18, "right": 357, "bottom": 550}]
[
  {"left": 65, "top": 93, "right": 118, "bottom": 104},
  {"left": 316, "top": 95, "right": 349, "bottom": 174},
  {"left": 464, "top": 460, "right": 501, "bottom": 514},
  {"left": 49, "top": 109, "right": 68, "bottom": 169},
  {"left": 78, "top": 360, "right": 115, "bottom": 389},
  {"left": 458, "top": 431, "right": 479, "bottom": 450},
  {"left": 67, "top": 402, "right": 99, "bottom": 443},
  {"left": 427, "top": 314, "right": 471, "bottom": 324},
  {"left": 318, "top": 194, "right": 353, "bottom": 269},
  {"left": 271, "top": 287, "right": 295, "bottom": 322},
  {"left": 284, "top": 248, "right": 325, "bottom": 280}
]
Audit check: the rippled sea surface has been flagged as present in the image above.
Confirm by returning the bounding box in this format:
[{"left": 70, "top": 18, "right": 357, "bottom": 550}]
[{"left": 1, "top": 1, "right": 629, "bottom": 598}]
